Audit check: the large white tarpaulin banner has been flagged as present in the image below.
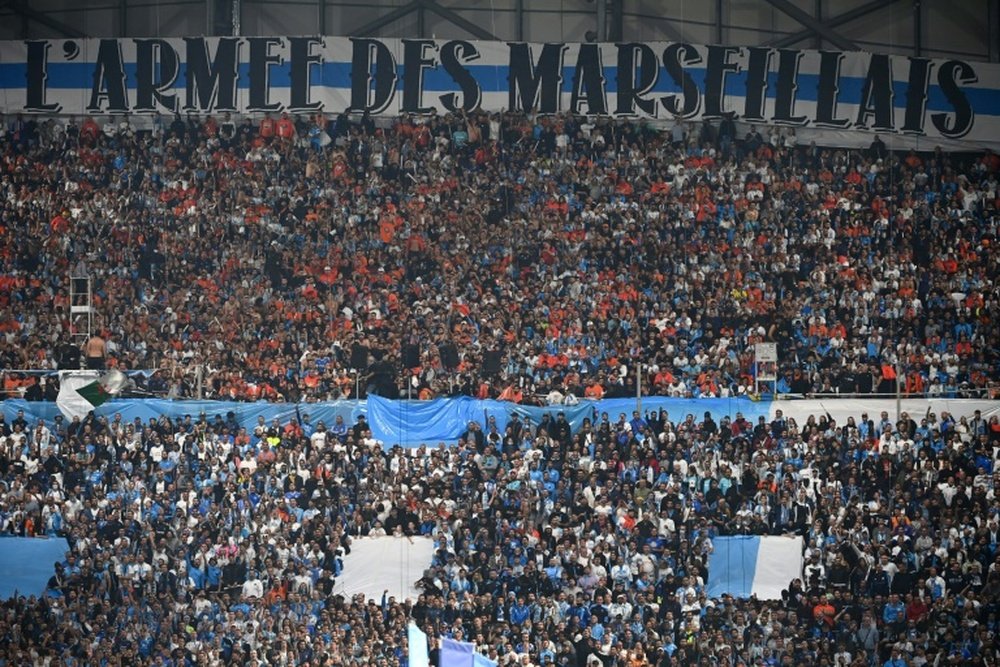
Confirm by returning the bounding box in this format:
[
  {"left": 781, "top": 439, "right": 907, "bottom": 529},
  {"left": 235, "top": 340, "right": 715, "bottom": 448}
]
[
  {"left": 0, "top": 37, "right": 998, "bottom": 148},
  {"left": 334, "top": 536, "right": 434, "bottom": 603}
]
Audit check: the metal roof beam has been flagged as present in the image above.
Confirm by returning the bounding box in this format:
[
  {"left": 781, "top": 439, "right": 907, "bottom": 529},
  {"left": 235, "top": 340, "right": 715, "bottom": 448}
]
[
  {"left": 418, "top": 0, "right": 497, "bottom": 41},
  {"left": 0, "top": 0, "right": 87, "bottom": 38},
  {"left": 353, "top": 0, "right": 421, "bottom": 36},
  {"left": 762, "top": 0, "right": 858, "bottom": 51},
  {"left": 770, "top": 0, "right": 902, "bottom": 49}
]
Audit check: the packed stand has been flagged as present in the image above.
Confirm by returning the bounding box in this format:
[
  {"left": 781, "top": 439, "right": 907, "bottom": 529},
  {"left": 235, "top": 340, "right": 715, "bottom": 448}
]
[
  {"left": 0, "top": 404, "right": 999, "bottom": 666},
  {"left": 0, "top": 112, "right": 998, "bottom": 402}
]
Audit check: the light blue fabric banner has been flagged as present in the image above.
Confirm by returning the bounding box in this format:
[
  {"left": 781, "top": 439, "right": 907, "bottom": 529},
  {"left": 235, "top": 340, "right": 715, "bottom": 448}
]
[
  {"left": 2, "top": 398, "right": 366, "bottom": 437},
  {"left": 366, "top": 395, "right": 483, "bottom": 446},
  {"left": 472, "top": 653, "right": 498, "bottom": 667},
  {"left": 507, "top": 396, "right": 771, "bottom": 435},
  {"left": 3, "top": 396, "right": 770, "bottom": 448},
  {"left": 706, "top": 535, "right": 760, "bottom": 599},
  {"left": 440, "top": 638, "right": 476, "bottom": 667},
  {"left": 0, "top": 536, "right": 69, "bottom": 599},
  {"left": 437, "top": 636, "right": 495, "bottom": 667},
  {"left": 407, "top": 623, "right": 430, "bottom": 667}
]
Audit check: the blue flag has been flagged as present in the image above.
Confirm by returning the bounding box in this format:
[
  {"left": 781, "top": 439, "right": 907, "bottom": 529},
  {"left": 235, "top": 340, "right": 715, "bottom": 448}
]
[
  {"left": 407, "top": 623, "right": 430, "bottom": 667},
  {"left": 473, "top": 653, "right": 498, "bottom": 667},
  {"left": 439, "top": 637, "right": 495, "bottom": 667},
  {"left": 440, "top": 638, "right": 475, "bottom": 667}
]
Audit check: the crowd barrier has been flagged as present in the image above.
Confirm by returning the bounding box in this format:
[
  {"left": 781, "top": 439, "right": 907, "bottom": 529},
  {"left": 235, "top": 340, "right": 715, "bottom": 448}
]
[{"left": 2, "top": 397, "right": 997, "bottom": 447}]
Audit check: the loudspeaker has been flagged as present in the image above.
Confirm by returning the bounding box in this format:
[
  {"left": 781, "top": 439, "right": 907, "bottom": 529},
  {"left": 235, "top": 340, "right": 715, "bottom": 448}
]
[
  {"left": 439, "top": 343, "right": 459, "bottom": 370},
  {"left": 403, "top": 344, "right": 421, "bottom": 368},
  {"left": 483, "top": 350, "right": 502, "bottom": 374},
  {"left": 350, "top": 344, "right": 369, "bottom": 369}
]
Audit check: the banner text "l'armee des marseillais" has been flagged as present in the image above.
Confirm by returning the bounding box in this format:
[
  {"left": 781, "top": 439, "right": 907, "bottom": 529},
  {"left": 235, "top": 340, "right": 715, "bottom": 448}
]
[{"left": 4, "top": 37, "right": 998, "bottom": 145}]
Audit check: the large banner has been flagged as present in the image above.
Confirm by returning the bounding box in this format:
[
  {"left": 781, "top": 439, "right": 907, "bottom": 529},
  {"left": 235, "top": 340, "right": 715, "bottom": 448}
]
[
  {"left": 3, "top": 395, "right": 996, "bottom": 447},
  {"left": 1, "top": 37, "right": 999, "bottom": 147},
  {"left": 707, "top": 536, "right": 803, "bottom": 600}
]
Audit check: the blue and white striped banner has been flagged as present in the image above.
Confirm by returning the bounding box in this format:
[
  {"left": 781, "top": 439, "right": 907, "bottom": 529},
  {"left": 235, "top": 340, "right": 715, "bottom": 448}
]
[
  {"left": 1, "top": 37, "right": 999, "bottom": 148},
  {"left": 707, "top": 535, "right": 804, "bottom": 600}
]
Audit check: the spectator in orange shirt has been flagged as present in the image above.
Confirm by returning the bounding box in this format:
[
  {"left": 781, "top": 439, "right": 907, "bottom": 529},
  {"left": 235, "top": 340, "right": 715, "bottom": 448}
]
[
  {"left": 80, "top": 116, "right": 100, "bottom": 142},
  {"left": 584, "top": 379, "right": 605, "bottom": 399},
  {"left": 276, "top": 112, "right": 296, "bottom": 140},
  {"left": 813, "top": 596, "right": 837, "bottom": 628},
  {"left": 498, "top": 383, "right": 523, "bottom": 403},
  {"left": 259, "top": 113, "right": 275, "bottom": 138}
]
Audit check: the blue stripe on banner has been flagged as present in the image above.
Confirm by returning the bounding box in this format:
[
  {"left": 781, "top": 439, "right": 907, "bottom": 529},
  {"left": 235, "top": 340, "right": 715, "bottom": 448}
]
[
  {"left": 707, "top": 535, "right": 760, "bottom": 599},
  {"left": 0, "top": 61, "right": 997, "bottom": 116}
]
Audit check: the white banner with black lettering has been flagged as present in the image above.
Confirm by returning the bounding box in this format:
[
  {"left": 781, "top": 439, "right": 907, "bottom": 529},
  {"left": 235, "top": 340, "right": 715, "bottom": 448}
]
[{"left": 1, "top": 37, "right": 999, "bottom": 148}]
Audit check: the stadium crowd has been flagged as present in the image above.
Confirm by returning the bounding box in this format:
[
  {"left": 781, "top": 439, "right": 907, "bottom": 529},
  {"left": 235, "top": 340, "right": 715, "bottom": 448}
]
[
  {"left": 0, "top": 103, "right": 999, "bottom": 667},
  {"left": 0, "top": 402, "right": 999, "bottom": 666},
  {"left": 0, "top": 109, "right": 997, "bottom": 402}
]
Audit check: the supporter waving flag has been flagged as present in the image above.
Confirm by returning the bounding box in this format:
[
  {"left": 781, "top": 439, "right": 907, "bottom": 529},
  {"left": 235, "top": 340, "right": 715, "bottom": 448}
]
[{"left": 55, "top": 369, "right": 129, "bottom": 419}]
